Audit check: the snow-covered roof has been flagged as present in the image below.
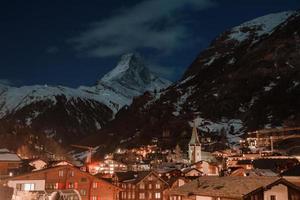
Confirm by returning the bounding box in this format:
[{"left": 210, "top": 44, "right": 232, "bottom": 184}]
[{"left": 0, "top": 151, "right": 21, "bottom": 162}]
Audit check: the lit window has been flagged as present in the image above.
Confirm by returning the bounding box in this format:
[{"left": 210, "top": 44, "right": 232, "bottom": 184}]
[
  {"left": 24, "top": 183, "right": 35, "bottom": 191},
  {"left": 58, "top": 170, "right": 64, "bottom": 177},
  {"left": 93, "top": 182, "right": 98, "bottom": 189},
  {"left": 70, "top": 171, "right": 74, "bottom": 176},
  {"left": 139, "top": 183, "right": 145, "bottom": 189},
  {"left": 148, "top": 184, "right": 152, "bottom": 189},
  {"left": 92, "top": 196, "right": 97, "bottom": 200},
  {"left": 139, "top": 193, "right": 145, "bottom": 199},
  {"left": 155, "top": 192, "right": 161, "bottom": 199},
  {"left": 148, "top": 192, "right": 152, "bottom": 199},
  {"left": 128, "top": 191, "right": 131, "bottom": 199},
  {"left": 155, "top": 183, "right": 161, "bottom": 189}
]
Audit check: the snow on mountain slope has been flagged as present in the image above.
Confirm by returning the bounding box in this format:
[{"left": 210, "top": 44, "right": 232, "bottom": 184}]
[
  {"left": 227, "top": 11, "right": 297, "bottom": 43},
  {"left": 98, "top": 53, "right": 171, "bottom": 99},
  {"left": 0, "top": 53, "right": 171, "bottom": 119},
  {"left": 86, "top": 10, "right": 300, "bottom": 150}
]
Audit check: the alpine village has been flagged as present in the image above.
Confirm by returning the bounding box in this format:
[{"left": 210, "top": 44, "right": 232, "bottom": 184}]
[{"left": 0, "top": 2, "right": 300, "bottom": 200}]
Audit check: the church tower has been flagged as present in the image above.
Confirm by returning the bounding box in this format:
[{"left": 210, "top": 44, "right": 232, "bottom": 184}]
[{"left": 188, "top": 123, "right": 202, "bottom": 163}]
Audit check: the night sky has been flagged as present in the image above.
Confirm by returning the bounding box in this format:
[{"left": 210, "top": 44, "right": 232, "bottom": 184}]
[{"left": 1, "top": 0, "right": 299, "bottom": 87}]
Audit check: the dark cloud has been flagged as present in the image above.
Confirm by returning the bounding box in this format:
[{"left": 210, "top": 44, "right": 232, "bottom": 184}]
[{"left": 70, "top": 0, "right": 215, "bottom": 57}]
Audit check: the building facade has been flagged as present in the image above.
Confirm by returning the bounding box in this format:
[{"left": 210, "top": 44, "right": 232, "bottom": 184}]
[
  {"left": 114, "top": 171, "right": 169, "bottom": 200},
  {"left": 5, "top": 165, "right": 121, "bottom": 200}
]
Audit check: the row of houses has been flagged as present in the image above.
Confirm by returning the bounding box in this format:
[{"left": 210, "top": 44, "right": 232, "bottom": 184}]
[{"left": 2, "top": 163, "right": 300, "bottom": 200}]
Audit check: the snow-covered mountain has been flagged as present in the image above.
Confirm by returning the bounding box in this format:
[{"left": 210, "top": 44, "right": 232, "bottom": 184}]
[
  {"left": 83, "top": 11, "right": 300, "bottom": 150},
  {"left": 0, "top": 53, "right": 171, "bottom": 149}
]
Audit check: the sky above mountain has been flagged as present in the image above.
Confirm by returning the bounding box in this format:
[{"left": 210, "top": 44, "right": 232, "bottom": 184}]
[{"left": 1, "top": 0, "right": 299, "bottom": 87}]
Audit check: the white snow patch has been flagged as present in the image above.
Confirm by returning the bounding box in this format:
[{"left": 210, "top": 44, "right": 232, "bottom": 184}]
[
  {"left": 204, "top": 53, "right": 220, "bottom": 66},
  {"left": 95, "top": 121, "right": 101, "bottom": 130},
  {"left": 264, "top": 82, "right": 276, "bottom": 92},
  {"left": 227, "top": 57, "right": 236, "bottom": 65},
  {"left": 191, "top": 117, "right": 244, "bottom": 144},
  {"left": 227, "top": 11, "right": 295, "bottom": 43}
]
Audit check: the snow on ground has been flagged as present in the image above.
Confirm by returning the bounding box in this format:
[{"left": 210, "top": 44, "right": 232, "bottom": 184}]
[
  {"left": 227, "top": 57, "right": 236, "bottom": 65},
  {"left": 203, "top": 53, "right": 220, "bottom": 66},
  {"left": 227, "top": 11, "right": 296, "bottom": 43},
  {"left": 191, "top": 116, "right": 244, "bottom": 144},
  {"left": 178, "top": 75, "right": 195, "bottom": 85},
  {"left": 263, "top": 82, "right": 276, "bottom": 92}
]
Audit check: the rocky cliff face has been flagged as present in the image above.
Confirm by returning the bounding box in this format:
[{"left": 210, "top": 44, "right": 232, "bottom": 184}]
[{"left": 83, "top": 11, "right": 300, "bottom": 150}]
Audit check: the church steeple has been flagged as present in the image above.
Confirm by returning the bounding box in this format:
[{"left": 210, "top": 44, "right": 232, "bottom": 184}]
[
  {"left": 189, "top": 122, "right": 201, "bottom": 145},
  {"left": 188, "top": 122, "right": 202, "bottom": 163}
]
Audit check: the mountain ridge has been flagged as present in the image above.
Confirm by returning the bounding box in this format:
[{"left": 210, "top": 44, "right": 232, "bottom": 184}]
[{"left": 81, "top": 10, "right": 300, "bottom": 151}]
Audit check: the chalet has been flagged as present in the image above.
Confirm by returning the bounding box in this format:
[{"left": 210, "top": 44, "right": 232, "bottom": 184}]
[
  {"left": 169, "top": 176, "right": 300, "bottom": 200},
  {"left": 190, "top": 161, "right": 219, "bottom": 176},
  {"left": 5, "top": 165, "right": 121, "bottom": 200},
  {"left": 113, "top": 171, "right": 169, "bottom": 200},
  {"left": 0, "top": 149, "right": 22, "bottom": 178}
]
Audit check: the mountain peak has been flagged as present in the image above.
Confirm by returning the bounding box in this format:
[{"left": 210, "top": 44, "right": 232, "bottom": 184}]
[
  {"left": 99, "top": 53, "right": 171, "bottom": 93},
  {"left": 101, "top": 53, "right": 145, "bottom": 82}
]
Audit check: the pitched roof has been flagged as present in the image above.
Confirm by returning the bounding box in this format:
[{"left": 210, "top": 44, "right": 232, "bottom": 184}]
[
  {"left": 169, "top": 176, "right": 283, "bottom": 199},
  {"left": 189, "top": 123, "right": 201, "bottom": 145},
  {"left": 0, "top": 150, "right": 21, "bottom": 162},
  {"left": 115, "top": 171, "right": 169, "bottom": 186},
  {"left": 115, "top": 171, "right": 152, "bottom": 184}
]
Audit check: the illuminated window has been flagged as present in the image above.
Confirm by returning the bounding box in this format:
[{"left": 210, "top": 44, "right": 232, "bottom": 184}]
[
  {"left": 148, "top": 184, "right": 152, "bottom": 189},
  {"left": 91, "top": 196, "right": 97, "bottom": 200},
  {"left": 93, "top": 182, "right": 98, "bottom": 189},
  {"left": 155, "top": 192, "right": 161, "bottom": 199},
  {"left": 139, "top": 193, "right": 145, "bottom": 199},
  {"left": 155, "top": 183, "right": 161, "bottom": 189},
  {"left": 58, "top": 170, "right": 64, "bottom": 177},
  {"left": 148, "top": 192, "right": 152, "bottom": 199},
  {"left": 128, "top": 191, "right": 131, "bottom": 199},
  {"left": 24, "top": 183, "right": 35, "bottom": 191},
  {"left": 70, "top": 171, "right": 74, "bottom": 176},
  {"left": 139, "top": 183, "right": 145, "bottom": 189}
]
